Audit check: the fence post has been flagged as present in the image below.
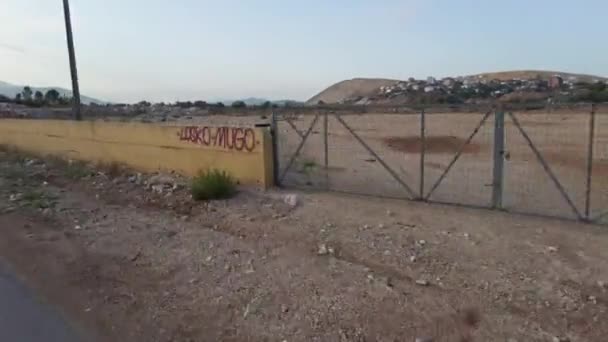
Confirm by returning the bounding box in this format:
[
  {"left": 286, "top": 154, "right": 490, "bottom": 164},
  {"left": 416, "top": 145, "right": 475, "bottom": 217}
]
[
  {"left": 419, "top": 109, "right": 426, "bottom": 200},
  {"left": 492, "top": 110, "right": 505, "bottom": 209},
  {"left": 323, "top": 111, "right": 329, "bottom": 189},
  {"left": 585, "top": 104, "right": 596, "bottom": 220},
  {"left": 270, "top": 111, "right": 280, "bottom": 187}
]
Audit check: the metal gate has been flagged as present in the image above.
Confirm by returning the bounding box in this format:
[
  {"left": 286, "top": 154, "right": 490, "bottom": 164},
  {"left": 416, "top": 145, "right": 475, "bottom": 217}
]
[{"left": 272, "top": 105, "right": 606, "bottom": 224}]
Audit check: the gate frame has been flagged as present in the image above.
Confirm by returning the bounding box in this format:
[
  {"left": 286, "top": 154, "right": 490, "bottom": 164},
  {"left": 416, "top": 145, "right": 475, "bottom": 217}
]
[{"left": 272, "top": 104, "right": 605, "bottom": 225}]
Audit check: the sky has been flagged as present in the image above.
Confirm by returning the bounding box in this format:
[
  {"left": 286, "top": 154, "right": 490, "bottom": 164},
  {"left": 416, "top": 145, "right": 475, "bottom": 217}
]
[{"left": 1, "top": 0, "right": 607, "bottom": 103}]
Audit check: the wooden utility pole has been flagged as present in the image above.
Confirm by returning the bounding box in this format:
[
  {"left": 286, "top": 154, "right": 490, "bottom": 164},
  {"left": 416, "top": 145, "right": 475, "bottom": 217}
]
[{"left": 62, "top": 0, "right": 82, "bottom": 120}]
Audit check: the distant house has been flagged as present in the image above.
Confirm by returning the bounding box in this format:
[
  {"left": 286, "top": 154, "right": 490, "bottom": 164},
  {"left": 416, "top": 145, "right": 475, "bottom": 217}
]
[
  {"left": 427, "top": 77, "right": 437, "bottom": 85},
  {"left": 424, "top": 86, "right": 435, "bottom": 93},
  {"left": 548, "top": 75, "right": 564, "bottom": 89},
  {"left": 442, "top": 78, "right": 455, "bottom": 88}
]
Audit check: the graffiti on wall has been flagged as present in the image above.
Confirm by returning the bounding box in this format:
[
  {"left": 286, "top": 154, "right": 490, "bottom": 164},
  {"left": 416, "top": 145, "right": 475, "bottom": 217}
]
[{"left": 177, "top": 126, "right": 258, "bottom": 152}]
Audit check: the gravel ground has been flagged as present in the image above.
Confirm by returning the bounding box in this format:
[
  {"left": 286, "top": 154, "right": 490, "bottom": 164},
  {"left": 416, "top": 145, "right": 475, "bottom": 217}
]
[{"left": 0, "top": 149, "right": 607, "bottom": 341}]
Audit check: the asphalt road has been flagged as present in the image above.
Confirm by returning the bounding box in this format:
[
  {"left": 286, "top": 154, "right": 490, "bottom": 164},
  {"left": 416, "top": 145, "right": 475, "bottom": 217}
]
[{"left": 0, "top": 261, "right": 83, "bottom": 342}]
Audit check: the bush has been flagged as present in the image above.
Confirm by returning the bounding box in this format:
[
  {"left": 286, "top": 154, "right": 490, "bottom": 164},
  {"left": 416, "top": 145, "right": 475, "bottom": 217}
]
[{"left": 191, "top": 170, "right": 236, "bottom": 201}]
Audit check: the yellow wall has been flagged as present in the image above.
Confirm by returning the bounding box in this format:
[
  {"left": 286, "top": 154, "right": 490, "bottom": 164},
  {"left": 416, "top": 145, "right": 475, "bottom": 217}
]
[{"left": 0, "top": 119, "right": 274, "bottom": 188}]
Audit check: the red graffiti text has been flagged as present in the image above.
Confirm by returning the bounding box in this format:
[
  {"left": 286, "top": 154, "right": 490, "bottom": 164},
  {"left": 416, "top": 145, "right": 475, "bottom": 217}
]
[{"left": 178, "top": 126, "right": 257, "bottom": 152}]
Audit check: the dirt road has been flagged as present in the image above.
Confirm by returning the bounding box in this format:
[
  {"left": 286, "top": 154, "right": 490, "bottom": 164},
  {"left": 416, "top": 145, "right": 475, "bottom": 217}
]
[{"left": 0, "top": 149, "right": 607, "bottom": 341}]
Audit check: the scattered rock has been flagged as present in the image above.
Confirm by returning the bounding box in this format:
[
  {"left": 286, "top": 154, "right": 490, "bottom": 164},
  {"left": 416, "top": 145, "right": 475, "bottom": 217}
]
[
  {"left": 148, "top": 174, "right": 175, "bottom": 186},
  {"left": 415, "top": 337, "right": 434, "bottom": 342},
  {"left": 283, "top": 194, "right": 298, "bottom": 207},
  {"left": 547, "top": 246, "right": 559, "bottom": 253},
  {"left": 151, "top": 184, "right": 165, "bottom": 194},
  {"left": 409, "top": 255, "right": 417, "bottom": 263},
  {"left": 317, "top": 243, "right": 334, "bottom": 256},
  {"left": 418, "top": 240, "right": 427, "bottom": 246},
  {"left": 415, "top": 279, "right": 430, "bottom": 286},
  {"left": 552, "top": 337, "right": 570, "bottom": 342},
  {"left": 463, "top": 233, "right": 470, "bottom": 239},
  {"left": 386, "top": 210, "right": 394, "bottom": 217},
  {"left": 378, "top": 223, "right": 385, "bottom": 229},
  {"left": 363, "top": 224, "right": 371, "bottom": 229},
  {"left": 74, "top": 225, "right": 82, "bottom": 230},
  {"left": 180, "top": 215, "right": 189, "bottom": 221},
  {"left": 244, "top": 260, "right": 255, "bottom": 274},
  {"left": 598, "top": 280, "right": 606, "bottom": 289},
  {"left": 588, "top": 295, "right": 597, "bottom": 304}
]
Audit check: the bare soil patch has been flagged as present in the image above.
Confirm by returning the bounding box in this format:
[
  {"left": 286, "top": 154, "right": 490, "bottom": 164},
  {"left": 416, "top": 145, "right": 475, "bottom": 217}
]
[
  {"left": 1, "top": 149, "right": 608, "bottom": 341},
  {"left": 383, "top": 135, "right": 481, "bottom": 154}
]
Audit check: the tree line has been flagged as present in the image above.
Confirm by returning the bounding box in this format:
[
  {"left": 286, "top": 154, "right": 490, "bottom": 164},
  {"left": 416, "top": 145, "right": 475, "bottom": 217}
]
[{"left": 0, "top": 86, "right": 73, "bottom": 107}]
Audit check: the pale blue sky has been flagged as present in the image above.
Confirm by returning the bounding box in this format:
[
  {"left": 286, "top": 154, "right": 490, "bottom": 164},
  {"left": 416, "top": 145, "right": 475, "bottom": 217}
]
[{"left": 1, "top": 0, "right": 607, "bottom": 103}]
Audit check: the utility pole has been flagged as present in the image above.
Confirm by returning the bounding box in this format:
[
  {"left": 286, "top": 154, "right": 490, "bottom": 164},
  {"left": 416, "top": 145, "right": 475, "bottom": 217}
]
[{"left": 62, "top": 0, "right": 82, "bottom": 120}]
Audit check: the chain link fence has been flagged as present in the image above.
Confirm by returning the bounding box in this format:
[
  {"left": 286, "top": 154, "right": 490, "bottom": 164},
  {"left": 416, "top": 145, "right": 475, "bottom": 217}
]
[{"left": 273, "top": 104, "right": 608, "bottom": 224}]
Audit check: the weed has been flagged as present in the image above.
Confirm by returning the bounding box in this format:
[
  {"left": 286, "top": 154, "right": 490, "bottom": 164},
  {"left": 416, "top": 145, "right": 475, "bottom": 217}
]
[
  {"left": 21, "top": 189, "right": 57, "bottom": 209},
  {"left": 191, "top": 169, "right": 236, "bottom": 201},
  {"left": 64, "top": 160, "right": 91, "bottom": 179},
  {"left": 301, "top": 160, "right": 317, "bottom": 174},
  {"left": 4, "top": 164, "right": 26, "bottom": 180},
  {"left": 97, "top": 161, "right": 125, "bottom": 178}
]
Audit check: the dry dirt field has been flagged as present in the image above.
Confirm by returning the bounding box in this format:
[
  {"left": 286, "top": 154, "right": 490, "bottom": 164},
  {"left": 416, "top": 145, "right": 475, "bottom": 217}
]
[
  {"left": 276, "top": 109, "right": 608, "bottom": 222},
  {"left": 1, "top": 146, "right": 608, "bottom": 341}
]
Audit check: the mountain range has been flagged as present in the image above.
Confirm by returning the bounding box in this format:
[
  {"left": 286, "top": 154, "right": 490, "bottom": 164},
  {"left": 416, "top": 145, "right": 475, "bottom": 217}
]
[{"left": 0, "top": 81, "right": 106, "bottom": 105}]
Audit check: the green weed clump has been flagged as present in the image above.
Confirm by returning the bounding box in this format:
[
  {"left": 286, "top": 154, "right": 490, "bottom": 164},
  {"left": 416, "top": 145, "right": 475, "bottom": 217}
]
[{"left": 191, "top": 170, "right": 236, "bottom": 201}]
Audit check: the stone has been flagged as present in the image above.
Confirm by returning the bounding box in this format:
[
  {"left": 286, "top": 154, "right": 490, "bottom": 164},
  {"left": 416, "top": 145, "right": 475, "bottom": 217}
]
[
  {"left": 463, "top": 233, "right": 470, "bottom": 239},
  {"left": 598, "top": 280, "right": 606, "bottom": 289},
  {"left": 74, "top": 225, "right": 82, "bottom": 230},
  {"left": 418, "top": 240, "right": 427, "bottom": 246},
  {"left": 317, "top": 244, "right": 329, "bottom": 255},
  {"left": 415, "top": 279, "right": 430, "bottom": 286},
  {"left": 378, "top": 223, "right": 385, "bottom": 229},
  {"left": 283, "top": 194, "right": 298, "bottom": 207},
  {"left": 317, "top": 243, "right": 334, "bottom": 256},
  {"left": 409, "top": 255, "right": 417, "bottom": 263},
  {"left": 151, "top": 184, "right": 165, "bottom": 194},
  {"left": 148, "top": 174, "right": 175, "bottom": 186},
  {"left": 415, "top": 337, "right": 434, "bottom": 342},
  {"left": 547, "top": 246, "right": 559, "bottom": 253},
  {"left": 386, "top": 210, "right": 394, "bottom": 217},
  {"left": 588, "top": 295, "right": 597, "bottom": 304}
]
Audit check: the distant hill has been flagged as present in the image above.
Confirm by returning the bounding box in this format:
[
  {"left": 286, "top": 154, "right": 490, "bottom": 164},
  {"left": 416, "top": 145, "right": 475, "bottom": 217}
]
[
  {"left": 216, "top": 97, "right": 303, "bottom": 107},
  {"left": 307, "top": 71, "right": 608, "bottom": 105},
  {"left": 307, "top": 78, "right": 398, "bottom": 105},
  {"left": 0, "top": 80, "right": 107, "bottom": 105}
]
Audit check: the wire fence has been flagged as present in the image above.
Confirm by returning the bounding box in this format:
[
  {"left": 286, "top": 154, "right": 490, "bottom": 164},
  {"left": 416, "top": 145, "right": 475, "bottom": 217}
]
[{"left": 274, "top": 104, "right": 608, "bottom": 224}]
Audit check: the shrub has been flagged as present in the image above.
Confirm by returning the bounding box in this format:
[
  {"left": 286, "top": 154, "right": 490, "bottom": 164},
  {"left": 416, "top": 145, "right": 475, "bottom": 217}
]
[
  {"left": 64, "top": 160, "right": 91, "bottom": 179},
  {"left": 191, "top": 170, "right": 236, "bottom": 201}
]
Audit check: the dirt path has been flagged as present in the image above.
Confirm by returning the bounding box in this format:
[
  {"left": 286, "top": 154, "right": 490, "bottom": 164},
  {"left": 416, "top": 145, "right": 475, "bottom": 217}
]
[{"left": 0, "top": 149, "right": 607, "bottom": 341}]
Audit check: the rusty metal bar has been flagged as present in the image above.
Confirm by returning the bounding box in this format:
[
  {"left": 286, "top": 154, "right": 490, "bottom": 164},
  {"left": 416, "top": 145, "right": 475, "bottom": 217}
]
[
  {"left": 585, "top": 104, "right": 596, "bottom": 220},
  {"left": 425, "top": 111, "right": 492, "bottom": 201},
  {"left": 419, "top": 109, "right": 426, "bottom": 200},
  {"left": 285, "top": 118, "right": 305, "bottom": 138},
  {"left": 334, "top": 114, "right": 416, "bottom": 199},
  {"left": 279, "top": 114, "right": 320, "bottom": 182},
  {"left": 508, "top": 112, "right": 583, "bottom": 220}
]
